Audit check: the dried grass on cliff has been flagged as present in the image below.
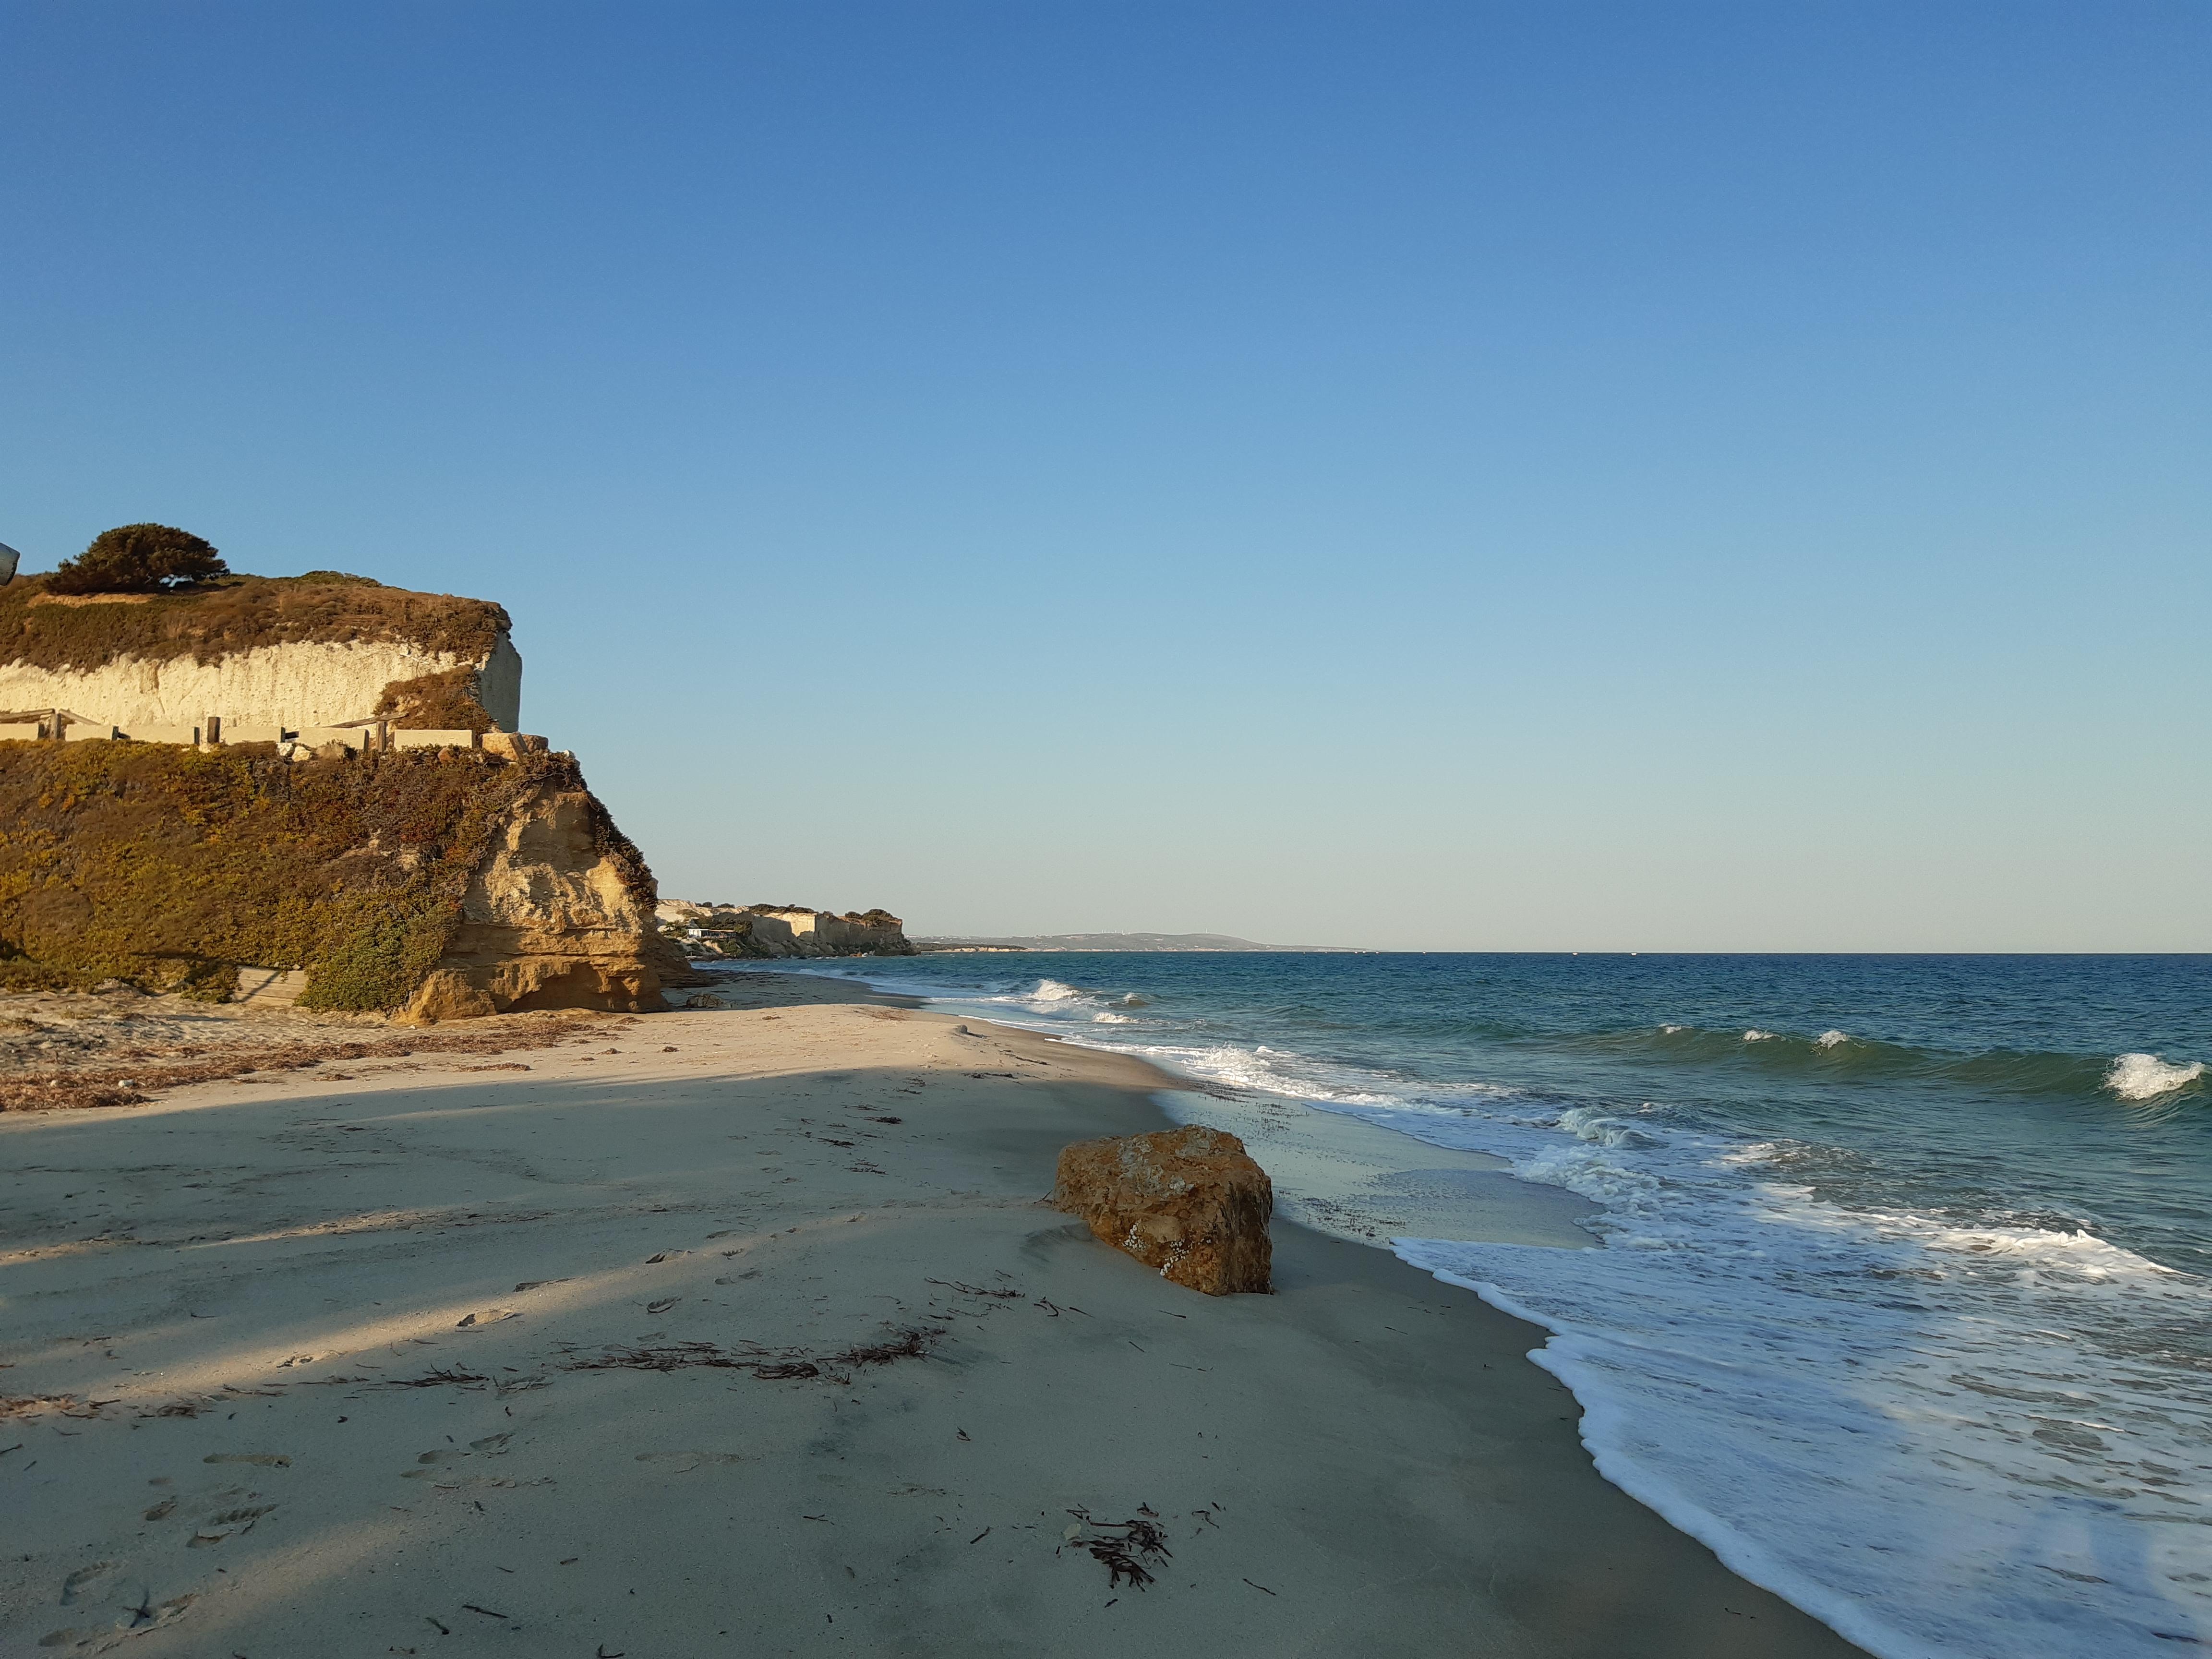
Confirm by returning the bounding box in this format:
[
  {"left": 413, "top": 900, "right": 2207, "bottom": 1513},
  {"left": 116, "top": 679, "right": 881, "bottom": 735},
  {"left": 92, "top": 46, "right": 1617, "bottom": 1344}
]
[
  {"left": 373, "top": 665, "right": 500, "bottom": 731},
  {"left": 0, "top": 571, "right": 509, "bottom": 676}
]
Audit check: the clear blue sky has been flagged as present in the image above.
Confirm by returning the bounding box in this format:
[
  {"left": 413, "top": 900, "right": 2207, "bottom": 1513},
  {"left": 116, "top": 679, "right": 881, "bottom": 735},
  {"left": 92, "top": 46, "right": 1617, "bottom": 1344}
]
[{"left": 3, "top": 3, "right": 2205, "bottom": 949}]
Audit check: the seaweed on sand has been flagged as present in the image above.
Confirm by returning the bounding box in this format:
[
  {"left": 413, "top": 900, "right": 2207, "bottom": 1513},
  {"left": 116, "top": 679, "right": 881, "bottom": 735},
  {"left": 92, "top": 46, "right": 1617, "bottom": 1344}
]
[
  {"left": 375, "top": 1367, "right": 492, "bottom": 1390},
  {"left": 565, "top": 1326, "right": 939, "bottom": 1385},
  {"left": 1060, "top": 1505, "right": 1173, "bottom": 1589}
]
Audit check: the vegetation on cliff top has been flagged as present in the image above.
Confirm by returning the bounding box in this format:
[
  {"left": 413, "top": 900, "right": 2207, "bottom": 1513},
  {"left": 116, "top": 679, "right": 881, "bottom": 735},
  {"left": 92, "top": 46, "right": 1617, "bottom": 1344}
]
[
  {"left": 0, "top": 570, "right": 511, "bottom": 675},
  {"left": 0, "top": 741, "right": 638, "bottom": 1010},
  {"left": 47, "top": 524, "right": 230, "bottom": 596}
]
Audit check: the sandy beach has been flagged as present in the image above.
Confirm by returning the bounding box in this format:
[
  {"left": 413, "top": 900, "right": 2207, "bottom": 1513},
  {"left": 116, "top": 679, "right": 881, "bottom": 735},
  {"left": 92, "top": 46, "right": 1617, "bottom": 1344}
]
[{"left": 0, "top": 973, "right": 1866, "bottom": 1657}]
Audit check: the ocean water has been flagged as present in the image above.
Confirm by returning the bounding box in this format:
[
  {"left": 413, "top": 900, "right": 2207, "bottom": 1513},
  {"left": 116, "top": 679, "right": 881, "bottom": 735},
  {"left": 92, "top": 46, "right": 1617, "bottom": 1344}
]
[{"left": 725, "top": 952, "right": 2211, "bottom": 1659}]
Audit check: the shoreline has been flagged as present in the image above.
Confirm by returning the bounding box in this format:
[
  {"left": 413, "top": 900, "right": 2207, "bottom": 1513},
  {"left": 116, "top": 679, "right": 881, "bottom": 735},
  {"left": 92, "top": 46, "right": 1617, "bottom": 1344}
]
[{"left": 0, "top": 973, "right": 1864, "bottom": 1656}]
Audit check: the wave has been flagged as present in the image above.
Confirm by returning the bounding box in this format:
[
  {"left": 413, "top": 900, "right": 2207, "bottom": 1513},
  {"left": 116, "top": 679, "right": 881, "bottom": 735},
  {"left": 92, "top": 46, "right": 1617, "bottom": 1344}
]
[
  {"left": 2104, "top": 1052, "right": 2207, "bottom": 1101},
  {"left": 1583, "top": 1023, "right": 2208, "bottom": 1104}
]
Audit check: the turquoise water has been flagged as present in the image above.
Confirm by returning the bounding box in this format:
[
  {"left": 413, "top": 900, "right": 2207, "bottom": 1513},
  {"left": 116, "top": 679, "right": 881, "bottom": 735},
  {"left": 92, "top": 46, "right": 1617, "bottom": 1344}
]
[{"left": 736, "top": 951, "right": 2212, "bottom": 1659}]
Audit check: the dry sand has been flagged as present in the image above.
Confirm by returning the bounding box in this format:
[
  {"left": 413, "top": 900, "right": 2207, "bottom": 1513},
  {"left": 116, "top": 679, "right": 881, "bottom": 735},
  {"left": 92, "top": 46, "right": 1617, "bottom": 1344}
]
[{"left": 0, "top": 974, "right": 1867, "bottom": 1657}]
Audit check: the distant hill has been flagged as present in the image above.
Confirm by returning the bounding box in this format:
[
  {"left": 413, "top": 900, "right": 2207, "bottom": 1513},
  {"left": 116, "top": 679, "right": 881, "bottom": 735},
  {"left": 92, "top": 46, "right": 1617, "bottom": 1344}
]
[{"left": 914, "top": 932, "right": 1351, "bottom": 953}]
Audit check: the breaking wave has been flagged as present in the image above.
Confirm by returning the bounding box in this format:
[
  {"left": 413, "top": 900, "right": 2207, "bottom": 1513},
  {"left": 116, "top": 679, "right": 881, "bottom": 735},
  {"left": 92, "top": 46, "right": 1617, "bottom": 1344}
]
[
  {"left": 2104, "top": 1052, "right": 2206, "bottom": 1101},
  {"left": 1587, "top": 1024, "right": 2208, "bottom": 1104}
]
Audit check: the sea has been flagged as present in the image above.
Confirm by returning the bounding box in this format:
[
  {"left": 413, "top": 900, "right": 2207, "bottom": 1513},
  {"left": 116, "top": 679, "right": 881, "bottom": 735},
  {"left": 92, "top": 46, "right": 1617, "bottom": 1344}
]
[{"left": 719, "top": 951, "right": 2210, "bottom": 1659}]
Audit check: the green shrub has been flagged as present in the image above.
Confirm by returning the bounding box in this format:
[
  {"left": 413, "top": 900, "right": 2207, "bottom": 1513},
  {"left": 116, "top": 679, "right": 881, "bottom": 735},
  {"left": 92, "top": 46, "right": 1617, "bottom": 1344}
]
[{"left": 48, "top": 524, "right": 229, "bottom": 595}]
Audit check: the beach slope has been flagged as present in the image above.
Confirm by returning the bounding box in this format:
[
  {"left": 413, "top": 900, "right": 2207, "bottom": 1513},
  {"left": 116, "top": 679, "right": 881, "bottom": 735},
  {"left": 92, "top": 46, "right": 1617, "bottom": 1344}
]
[{"left": 0, "top": 976, "right": 1864, "bottom": 1657}]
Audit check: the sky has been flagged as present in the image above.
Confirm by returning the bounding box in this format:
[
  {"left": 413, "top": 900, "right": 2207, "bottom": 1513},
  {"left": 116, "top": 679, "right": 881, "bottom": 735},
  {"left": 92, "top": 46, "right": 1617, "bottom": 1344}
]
[{"left": 2, "top": 2, "right": 2205, "bottom": 950}]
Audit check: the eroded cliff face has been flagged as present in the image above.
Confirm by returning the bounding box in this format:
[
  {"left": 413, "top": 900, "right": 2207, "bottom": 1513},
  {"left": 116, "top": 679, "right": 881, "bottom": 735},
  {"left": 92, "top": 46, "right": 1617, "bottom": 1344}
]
[
  {"left": 404, "top": 775, "right": 669, "bottom": 1022},
  {"left": 0, "top": 575, "right": 522, "bottom": 733},
  {"left": 0, "top": 638, "right": 517, "bottom": 733}
]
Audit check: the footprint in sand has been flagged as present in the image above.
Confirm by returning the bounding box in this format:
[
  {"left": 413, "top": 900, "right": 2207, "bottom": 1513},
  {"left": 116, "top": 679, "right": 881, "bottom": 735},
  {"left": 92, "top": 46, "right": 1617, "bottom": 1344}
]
[
  {"left": 59, "top": 1562, "right": 117, "bottom": 1606},
  {"left": 205, "top": 1505, "right": 277, "bottom": 1529},
  {"left": 634, "top": 1452, "right": 753, "bottom": 1474},
  {"left": 40, "top": 1591, "right": 195, "bottom": 1647},
  {"left": 403, "top": 1433, "right": 512, "bottom": 1477},
  {"left": 203, "top": 1453, "right": 291, "bottom": 1467},
  {"left": 455, "top": 1309, "right": 518, "bottom": 1329}
]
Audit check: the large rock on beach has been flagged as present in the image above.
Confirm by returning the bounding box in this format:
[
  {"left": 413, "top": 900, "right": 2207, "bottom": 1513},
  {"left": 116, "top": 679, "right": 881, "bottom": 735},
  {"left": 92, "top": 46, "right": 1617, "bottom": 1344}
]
[{"left": 1052, "top": 1125, "right": 1273, "bottom": 1295}]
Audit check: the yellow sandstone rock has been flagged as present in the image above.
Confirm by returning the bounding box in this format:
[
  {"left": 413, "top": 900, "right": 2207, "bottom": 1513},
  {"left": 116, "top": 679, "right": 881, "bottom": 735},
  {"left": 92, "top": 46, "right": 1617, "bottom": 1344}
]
[{"left": 1052, "top": 1125, "right": 1273, "bottom": 1295}]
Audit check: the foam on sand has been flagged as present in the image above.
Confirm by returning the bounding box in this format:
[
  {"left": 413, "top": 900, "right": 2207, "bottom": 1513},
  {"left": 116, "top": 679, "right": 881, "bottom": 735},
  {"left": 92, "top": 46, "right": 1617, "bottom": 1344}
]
[{"left": 1152, "top": 1087, "right": 1599, "bottom": 1250}]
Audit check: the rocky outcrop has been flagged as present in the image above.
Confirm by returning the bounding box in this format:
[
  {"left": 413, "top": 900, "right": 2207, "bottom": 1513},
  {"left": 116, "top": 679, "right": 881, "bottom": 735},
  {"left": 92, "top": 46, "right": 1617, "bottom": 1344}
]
[
  {"left": 0, "top": 741, "right": 670, "bottom": 1019},
  {"left": 402, "top": 770, "right": 669, "bottom": 1022},
  {"left": 0, "top": 566, "right": 697, "bottom": 1023},
  {"left": 657, "top": 900, "right": 914, "bottom": 959},
  {"left": 1052, "top": 1126, "right": 1274, "bottom": 1295}
]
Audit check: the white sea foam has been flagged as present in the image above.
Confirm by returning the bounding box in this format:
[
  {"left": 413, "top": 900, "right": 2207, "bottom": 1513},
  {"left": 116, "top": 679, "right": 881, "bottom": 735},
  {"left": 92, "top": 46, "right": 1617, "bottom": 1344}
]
[
  {"left": 1395, "top": 1178, "right": 2212, "bottom": 1659},
  {"left": 1110, "top": 1040, "right": 1404, "bottom": 1108},
  {"left": 1027, "top": 978, "right": 1088, "bottom": 1004},
  {"left": 1743, "top": 1028, "right": 1779, "bottom": 1042},
  {"left": 1816, "top": 1029, "right": 1850, "bottom": 1049},
  {"left": 2104, "top": 1052, "right": 2206, "bottom": 1101}
]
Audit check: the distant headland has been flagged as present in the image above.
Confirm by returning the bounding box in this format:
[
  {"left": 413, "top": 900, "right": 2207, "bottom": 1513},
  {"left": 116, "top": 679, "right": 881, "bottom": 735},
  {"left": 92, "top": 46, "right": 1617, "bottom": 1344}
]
[{"left": 914, "top": 932, "right": 1356, "bottom": 952}]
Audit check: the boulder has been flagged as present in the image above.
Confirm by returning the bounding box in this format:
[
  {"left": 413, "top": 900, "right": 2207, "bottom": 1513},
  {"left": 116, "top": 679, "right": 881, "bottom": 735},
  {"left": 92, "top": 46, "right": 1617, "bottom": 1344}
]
[{"left": 1051, "top": 1126, "right": 1273, "bottom": 1295}]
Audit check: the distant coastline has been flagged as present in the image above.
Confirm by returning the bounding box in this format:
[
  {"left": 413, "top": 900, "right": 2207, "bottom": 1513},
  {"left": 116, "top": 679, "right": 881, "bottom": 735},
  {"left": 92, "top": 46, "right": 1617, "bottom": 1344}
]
[{"left": 914, "top": 931, "right": 1358, "bottom": 953}]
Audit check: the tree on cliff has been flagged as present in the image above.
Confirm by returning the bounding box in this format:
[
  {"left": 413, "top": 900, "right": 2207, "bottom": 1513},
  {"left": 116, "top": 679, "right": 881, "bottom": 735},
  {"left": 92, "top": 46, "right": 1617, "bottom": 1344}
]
[{"left": 47, "top": 524, "right": 229, "bottom": 595}]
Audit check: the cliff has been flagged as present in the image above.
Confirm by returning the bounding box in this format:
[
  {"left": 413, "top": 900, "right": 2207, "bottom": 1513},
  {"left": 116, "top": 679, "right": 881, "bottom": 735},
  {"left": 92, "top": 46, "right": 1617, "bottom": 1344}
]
[
  {"left": 0, "top": 571, "right": 523, "bottom": 734},
  {"left": 0, "top": 740, "right": 674, "bottom": 1020},
  {"left": 658, "top": 900, "right": 915, "bottom": 959}
]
